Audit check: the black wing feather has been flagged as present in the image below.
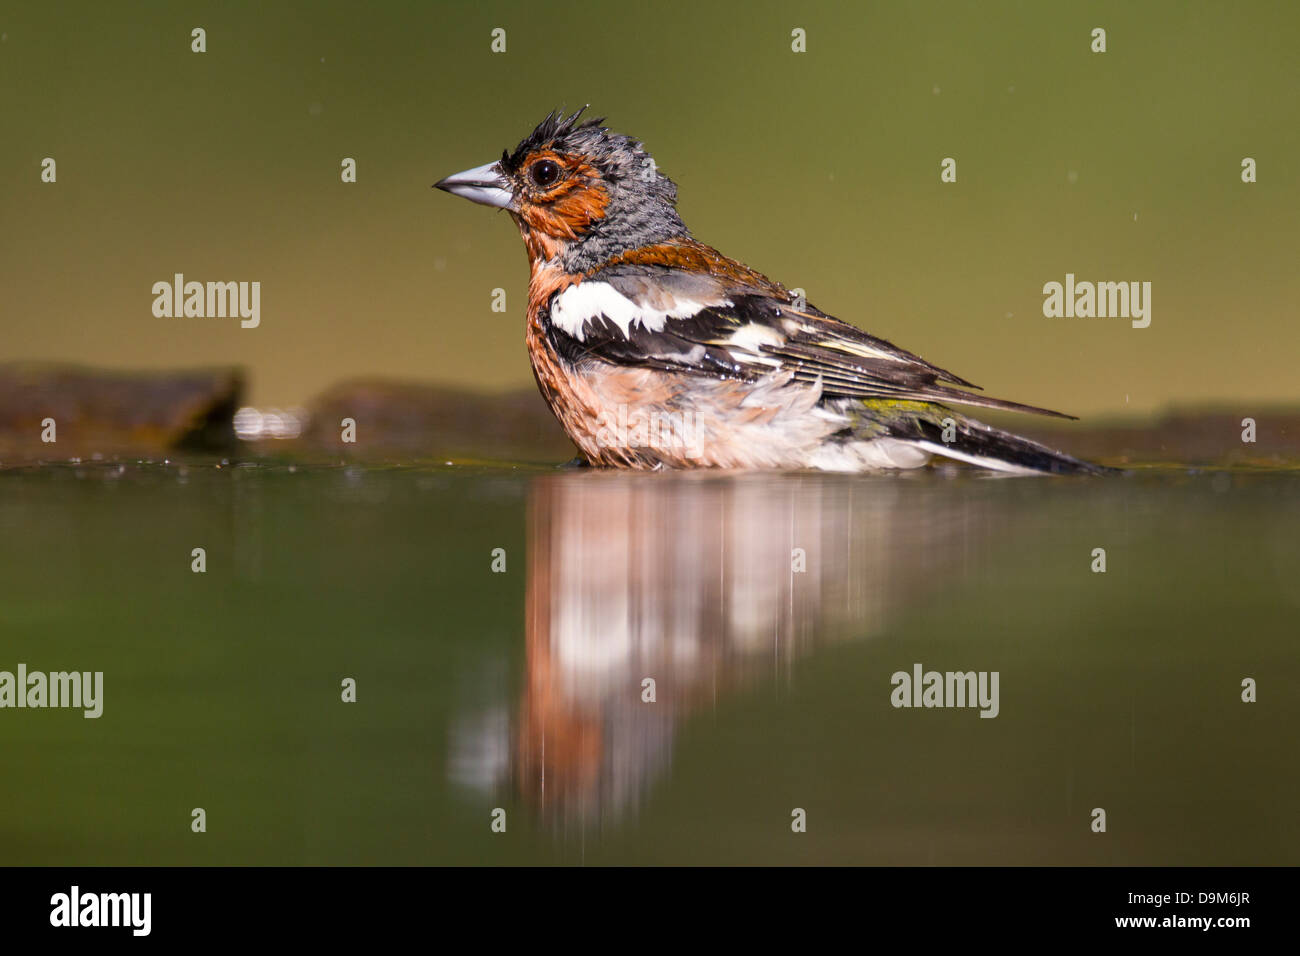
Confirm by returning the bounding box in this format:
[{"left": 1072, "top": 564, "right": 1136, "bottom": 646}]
[{"left": 546, "top": 271, "right": 1075, "bottom": 421}]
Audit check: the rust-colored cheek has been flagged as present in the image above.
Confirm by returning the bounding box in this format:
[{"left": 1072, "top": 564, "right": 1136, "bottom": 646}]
[
  {"left": 548, "top": 178, "right": 610, "bottom": 235},
  {"left": 516, "top": 168, "right": 610, "bottom": 250}
]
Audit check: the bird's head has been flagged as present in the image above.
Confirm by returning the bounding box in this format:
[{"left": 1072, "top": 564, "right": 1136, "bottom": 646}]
[{"left": 435, "top": 108, "right": 689, "bottom": 271}]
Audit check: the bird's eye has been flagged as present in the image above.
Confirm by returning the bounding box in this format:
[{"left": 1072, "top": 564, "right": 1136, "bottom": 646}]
[{"left": 529, "top": 159, "right": 561, "bottom": 188}]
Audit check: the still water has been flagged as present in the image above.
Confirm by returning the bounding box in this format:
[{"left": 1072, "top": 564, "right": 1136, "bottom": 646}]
[{"left": 1, "top": 462, "right": 1296, "bottom": 864}]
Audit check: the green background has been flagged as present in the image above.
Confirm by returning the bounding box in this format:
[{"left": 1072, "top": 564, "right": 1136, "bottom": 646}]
[{"left": 3, "top": 0, "right": 1298, "bottom": 416}]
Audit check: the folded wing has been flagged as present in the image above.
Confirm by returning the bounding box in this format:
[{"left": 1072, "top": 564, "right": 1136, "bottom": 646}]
[{"left": 544, "top": 259, "right": 1074, "bottom": 420}]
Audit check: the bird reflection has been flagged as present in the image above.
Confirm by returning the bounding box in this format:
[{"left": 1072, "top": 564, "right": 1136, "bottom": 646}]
[{"left": 460, "top": 469, "right": 998, "bottom": 827}]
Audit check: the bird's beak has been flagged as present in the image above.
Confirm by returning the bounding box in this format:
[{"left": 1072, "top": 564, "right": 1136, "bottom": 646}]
[{"left": 433, "top": 161, "right": 514, "bottom": 210}]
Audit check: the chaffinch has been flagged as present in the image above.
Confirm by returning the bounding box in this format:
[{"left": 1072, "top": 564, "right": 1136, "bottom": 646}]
[{"left": 436, "top": 108, "right": 1107, "bottom": 474}]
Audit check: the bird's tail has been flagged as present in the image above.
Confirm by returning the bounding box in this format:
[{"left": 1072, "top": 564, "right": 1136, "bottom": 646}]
[{"left": 900, "top": 412, "right": 1115, "bottom": 476}]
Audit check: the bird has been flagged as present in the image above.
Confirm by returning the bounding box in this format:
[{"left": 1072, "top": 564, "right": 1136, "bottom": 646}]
[{"left": 434, "top": 108, "right": 1110, "bottom": 475}]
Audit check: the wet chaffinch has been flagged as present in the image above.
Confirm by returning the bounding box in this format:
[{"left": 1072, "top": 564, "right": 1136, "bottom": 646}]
[{"left": 436, "top": 108, "right": 1106, "bottom": 474}]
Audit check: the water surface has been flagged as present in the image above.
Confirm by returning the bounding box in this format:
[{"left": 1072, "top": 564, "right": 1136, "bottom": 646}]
[{"left": 1, "top": 462, "right": 1295, "bottom": 864}]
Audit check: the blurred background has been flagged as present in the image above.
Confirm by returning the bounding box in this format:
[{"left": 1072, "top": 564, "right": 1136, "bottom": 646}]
[{"left": 3, "top": 0, "right": 1298, "bottom": 418}]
